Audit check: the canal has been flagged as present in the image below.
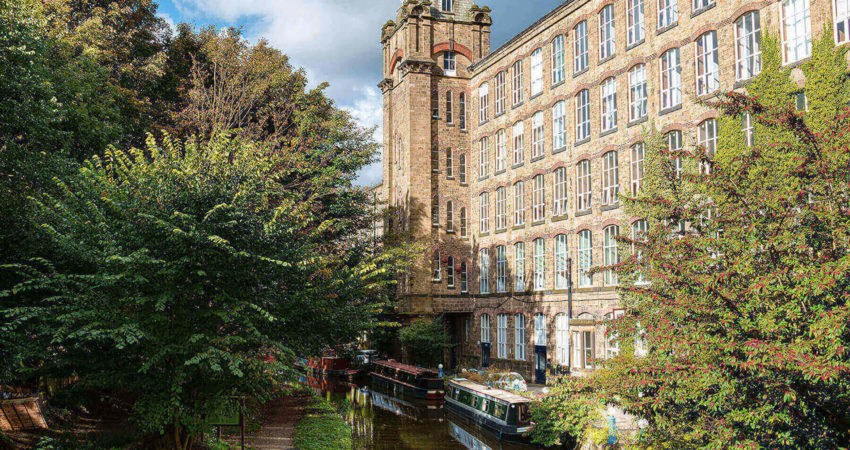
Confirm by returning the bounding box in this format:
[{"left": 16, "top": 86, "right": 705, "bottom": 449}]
[{"left": 300, "top": 374, "right": 543, "bottom": 449}]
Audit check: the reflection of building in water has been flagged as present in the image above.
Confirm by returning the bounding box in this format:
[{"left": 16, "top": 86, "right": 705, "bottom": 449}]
[{"left": 450, "top": 421, "right": 493, "bottom": 450}]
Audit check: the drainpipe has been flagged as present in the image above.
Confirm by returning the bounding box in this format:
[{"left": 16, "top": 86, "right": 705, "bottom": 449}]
[{"left": 567, "top": 258, "right": 573, "bottom": 372}]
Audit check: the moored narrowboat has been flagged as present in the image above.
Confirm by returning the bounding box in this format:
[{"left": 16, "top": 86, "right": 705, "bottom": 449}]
[
  {"left": 444, "top": 378, "right": 534, "bottom": 440},
  {"left": 369, "top": 360, "right": 444, "bottom": 399},
  {"left": 305, "top": 356, "right": 351, "bottom": 377}
]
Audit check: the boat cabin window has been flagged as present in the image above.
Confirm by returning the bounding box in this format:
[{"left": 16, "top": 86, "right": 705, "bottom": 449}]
[
  {"left": 480, "top": 398, "right": 489, "bottom": 412},
  {"left": 516, "top": 403, "right": 531, "bottom": 426},
  {"left": 493, "top": 402, "right": 508, "bottom": 421}
]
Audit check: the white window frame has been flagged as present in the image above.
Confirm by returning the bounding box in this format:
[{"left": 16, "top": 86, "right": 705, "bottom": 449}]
[
  {"left": 513, "top": 181, "right": 525, "bottom": 226},
  {"left": 511, "top": 60, "right": 524, "bottom": 106},
  {"left": 658, "top": 0, "right": 678, "bottom": 29},
  {"left": 552, "top": 35, "right": 565, "bottom": 85},
  {"left": 480, "top": 249, "right": 490, "bottom": 294},
  {"left": 782, "top": 0, "right": 812, "bottom": 65},
  {"left": 578, "top": 229, "right": 593, "bottom": 287},
  {"left": 459, "top": 92, "right": 467, "bottom": 130},
  {"left": 836, "top": 0, "right": 850, "bottom": 44},
  {"left": 512, "top": 121, "right": 524, "bottom": 165},
  {"left": 693, "top": 0, "right": 714, "bottom": 13},
  {"left": 602, "top": 151, "right": 619, "bottom": 206},
  {"left": 515, "top": 314, "right": 526, "bottom": 361},
  {"left": 514, "top": 242, "right": 526, "bottom": 291},
  {"left": 433, "top": 251, "right": 442, "bottom": 281},
  {"left": 497, "top": 314, "right": 508, "bottom": 358},
  {"left": 576, "top": 159, "right": 592, "bottom": 212},
  {"left": 735, "top": 11, "right": 762, "bottom": 81},
  {"left": 599, "top": 5, "right": 616, "bottom": 60},
  {"left": 552, "top": 101, "right": 566, "bottom": 150},
  {"left": 496, "top": 129, "right": 506, "bottom": 172},
  {"left": 480, "top": 313, "right": 490, "bottom": 343},
  {"left": 534, "top": 313, "right": 547, "bottom": 346},
  {"left": 442, "top": 0, "right": 453, "bottom": 12},
  {"left": 553, "top": 167, "right": 568, "bottom": 217},
  {"left": 479, "top": 136, "right": 489, "bottom": 178},
  {"left": 478, "top": 83, "right": 489, "bottom": 123},
  {"left": 479, "top": 192, "right": 490, "bottom": 233},
  {"left": 444, "top": 51, "right": 457, "bottom": 76},
  {"left": 531, "top": 48, "right": 544, "bottom": 96},
  {"left": 532, "top": 111, "right": 545, "bottom": 158},
  {"left": 461, "top": 262, "right": 468, "bottom": 293},
  {"left": 695, "top": 31, "right": 719, "bottom": 96},
  {"left": 632, "top": 219, "right": 649, "bottom": 285},
  {"left": 698, "top": 118, "right": 717, "bottom": 156},
  {"left": 556, "top": 314, "right": 569, "bottom": 365},
  {"left": 496, "top": 187, "right": 507, "bottom": 231},
  {"left": 532, "top": 174, "right": 545, "bottom": 222},
  {"left": 447, "top": 256, "right": 455, "bottom": 287},
  {"left": 627, "top": 0, "right": 645, "bottom": 46},
  {"left": 460, "top": 207, "right": 468, "bottom": 238},
  {"left": 446, "top": 200, "right": 454, "bottom": 232},
  {"left": 533, "top": 238, "right": 546, "bottom": 291},
  {"left": 459, "top": 154, "right": 466, "bottom": 184},
  {"left": 601, "top": 77, "right": 618, "bottom": 132},
  {"left": 446, "top": 147, "right": 454, "bottom": 178},
  {"left": 574, "top": 21, "right": 589, "bottom": 73},
  {"left": 496, "top": 245, "right": 507, "bottom": 293},
  {"left": 743, "top": 113, "right": 754, "bottom": 147},
  {"left": 660, "top": 48, "right": 682, "bottom": 110},
  {"left": 494, "top": 71, "right": 507, "bottom": 115},
  {"left": 576, "top": 89, "right": 590, "bottom": 141},
  {"left": 555, "top": 234, "right": 569, "bottom": 289},
  {"left": 631, "top": 142, "right": 645, "bottom": 193},
  {"left": 603, "top": 225, "right": 620, "bottom": 286},
  {"left": 629, "top": 64, "right": 647, "bottom": 122}
]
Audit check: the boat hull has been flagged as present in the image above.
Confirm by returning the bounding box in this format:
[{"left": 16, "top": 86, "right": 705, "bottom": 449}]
[{"left": 444, "top": 397, "right": 532, "bottom": 442}]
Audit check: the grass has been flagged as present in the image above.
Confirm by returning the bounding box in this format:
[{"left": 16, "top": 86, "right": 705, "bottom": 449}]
[{"left": 292, "top": 396, "right": 352, "bottom": 450}]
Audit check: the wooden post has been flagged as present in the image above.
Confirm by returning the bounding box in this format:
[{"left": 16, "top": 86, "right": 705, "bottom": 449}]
[{"left": 240, "top": 397, "right": 245, "bottom": 450}]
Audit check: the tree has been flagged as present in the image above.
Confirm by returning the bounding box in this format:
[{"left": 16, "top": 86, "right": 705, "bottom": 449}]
[{"left": 399, "top": 317, "right": 452, "bottom": 368}]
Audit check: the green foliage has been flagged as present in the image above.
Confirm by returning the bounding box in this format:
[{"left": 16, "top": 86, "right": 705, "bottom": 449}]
[
  {"left": 529, "top": 378, "right": 596, "bottom": 447},
  {"left": 398, "top": 317, "right": 452, "bottom": 368},
  {"left": 292, "top": 396, "right": 353, "bottom": 450}
]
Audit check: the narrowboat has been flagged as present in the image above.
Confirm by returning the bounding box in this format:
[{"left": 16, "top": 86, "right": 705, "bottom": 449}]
[
  {"left": 369, "top": 360, "right": 445, "bottom": 400},
  {"left": 444, "top": 378, "right": 534, "bottom": 440},
  {"left": 303, "top": 356, "right": 351, "bottom": 377}
]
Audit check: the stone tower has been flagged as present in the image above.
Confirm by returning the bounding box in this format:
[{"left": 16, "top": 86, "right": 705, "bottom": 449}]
[{"left": 379, "top": 1, "right": 492, "bottom": 314}]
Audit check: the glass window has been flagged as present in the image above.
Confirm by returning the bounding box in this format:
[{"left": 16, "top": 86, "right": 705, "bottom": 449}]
[
  {"left": 556, "top": 314, "right": 569, "bottom": 365},
  {"left": 698, "top": 119, "right": 718, "bottom": 157},
  {"left": 515, "top": 314, "right": 526, "bottom": 360},
  {"left": 514, "top": 181, "right": 525, "bottom": 226},
  {"left": 531, "top": 48, "right": 544, "bottom": 96},
  {"left": 599, "top": 5, "right": 616, "bottom": 60},
  {"left": 480, "top": 249, "right": 490, "bottom": 294},
  {"left": 513, "top": 121, "right": 524, "bottom": 166},
  {"left": 658, "top": 0, "right": 678, "bottom": 29},
  {"left": 627, "top": 0, "right": 645, "bottom": 45},
  {"left": 446, "top": 147, "right": 454, "bottom": 178},
  {"left": 442, "top": 0, "right": 453, "bottom": 12},
  {"left": 534, "top": 313, "right": 547, "bottom": 346},
  {"left": 836, "top": 0, "right": 850, "bottom": 44},
  {"left": 533, "top": 238, "right": 545, "bottom": 291},
  {"left": 459, "top": 154, "right": 466, "bottom": 184},
  {"left": 629, "top": 64, "right": 647, "bottom": 121},
  {"left": 736, "top": 11, "right": 762, "bottom": 80},
  {"left": 743, "top": 113, "right": 754, "bottom": 147},
  {"left": 496, "top": 129, "right": 506, "bottom": 172},
  {"left": 446, "top": 91, "right": 453, "bottom": 124},
  {"left": 553, "top": 167, "right": 568, "bottom": 217},
  {"left": 604, "top": 226, "right": 620, "bottom": 286},
  {"left": 555, "top": 234, "right": 569, "bottom": 289},
  {"left": 695, "top": 31, "right": 719, "bottom": 96},
  {"left": 460, "top": 207, "right": 467, "bottom": 237},
  {"left": 574, "top": 21, "right": 589, "bottom": 73},
  {"left": 496, "top": 187, "right": 507, "bottom": 231},
  {"left": 533, "top": 174, "right": 545, "bottom": 222},
  {"left": 552, "top": 35, "right": 565, "bottom": 85},
  {"left": 601, "top": 77, "right": 618, "bottom": 132},
  {"left": 660, "top": 48, "right": 682, "bottom": 110},
  {"left": 512, "top": 60, "right": 524, "bottom": 106},
  {"left": 782, "top": 0, "right": 811, "bottom": 64},
  {"left": 632, "top": 219, "right": 648, "bottom": 285},
  {"left": 432, "top": 195, "right": 440, "bottom": 226},
  {"left": 497, "top": 314, "right": 508, "bottom": 358},
  {"left": 433, "top": 251, "right": 441, "bottom": 281},
  {"left": 480, "top": 314, "right": 490, "bottom": 343},
  {"left": 461, "top": 262, "right": 469, "bottom": 292},
  {"left": 495, "top": 71, "right": 507, "bottom": 115},
  {"left": 631, "top": 143, "right": 645, "bottom": 193},
  {"left": 496, "top": 245, "right": 507, "bottom": 293},
  {"left": 602, "top": 151, "right": 619, "bottom": 206},
  {"left": 553, "top": 101, "right": 567, "bottom": 150},
  {"left": 479, "top": 192, "right": 490, "bottom": 233},
  {"left": 447, "top": 256, "right": 455, "bottom": 287},
  {"left": 577, "top": 159, "right": 592, "bottom": 212},
  {"left": 514, "top": 242, "right": 526, "bottom": 291},
  {"left": 479, "top": 83, "right": 489, "bottom": 123},
  {"left": 532, "top": 111, "right": 545, "bottom": 158},
  {"left": 479, "top": 136, "right": 489, "bottom": 177},
  {"left": 459, "top": 92, "right": 467, "bottom": 130},
  {"left": 668, "top": 131, "right": 684, "bottom": 179},
  {"left": 447, "top": 200, "right": 454, "bottom": 232},
  {"left": 578, "top": 230, "right": 593, "bottom": 287},
  {"left": 444, "top": 51, "right": 456, "bottom": 76},
  {"left": 693, "top": 0, "right": 713, "bottom": 12},
  {"left": 576, "top": 89, "right": 590, "bottom": 141}
]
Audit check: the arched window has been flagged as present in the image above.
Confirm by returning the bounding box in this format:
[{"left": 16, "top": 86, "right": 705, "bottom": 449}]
[
  {"left": 496, "top": 245, "right": 507, "bottom": 293},
  {"left": 736, "top": 11, "right": 761, "bottom": 80},
  {"left": 576, "top": 89, "right": 590, "bottom": 141},
  {"left": 478, "top": 83, "right": 489, "bottom": 123},
  {"left": 460, "top": 262, "right": 468, "bottom": 293},
  {"left": 496, "top": 128, "right": 506, "bottom": 171},
  {"left": 446, "top": 147, "right": 454, "bottom": 178},
  {"left": 480, "top": 314, "right": 491, "bottom": 343},
  {"left": 494, "top": 71, "right": 507, "bottom": 115},
  {"left": 432, "top": 195, "right": 440, "bottom": 227},
  {"left": 512, "top": 121, "right": 524, "bottom": 165},
  {"left": 602, "top": 151, "right": 619, "bottom": 206},
  {"left": 514, "top": 242, "right": 525, "bottom": 291},
  {"left": 660, "top": 48, "right": 682, "bottom": 109},
  {"left": 600, "top": 77, "right": 617, "bottom": 132},
  {"left": 576, "top": 159, "right": 591, "bottom": 212},
  {"left": 695, "top": 31, "right": 719, "bottom": 96},
  {"left": 599, "top": 5, "right": 615, "bottom": 60},
  {"left": 446, "top": 200, "right": 454, "bottom": 232},
  {"left": 479, "top": 248, "right": 490, "bottom": 294},
  {"left": 433, "top": 251, "right": 441, "bottom": 281},
  {"left": 555, "top": 234, "right": 569, "bottom": 289},
  {"left": 459, "top": 92, "right": 467, "bottom": 130},
  {"left": 515, "top": 314, "right": 527, "bottom": 360},
  {"left": 578, "top": 230, "right": 593, "bottom": 287},
  {"left": 628, "top": 64, "right": 647, "bottom": 121},
  {"left": 632, "top": 219, "right": 649, "bottom": 285},
  {"left": 552, "top": 34, "right": 565, "bottom": 84},
  {"left": 574, "top": 21, "right": 589, "bottom": 72},
  {"left": 556, "top": 314, "right": 569, "bottom": 365},
  {"left": 458, "top": 154, "right": 466, "bottom": 184},
  {"left": 627, "top": 0, "right": 645, "bottom": 46},
  {"left": 460, "top": 207, "right": 468, "bottom": 237},
  {"left": 603, "top": 225, "right": 620, "bottom": 286},
  {"left": 631, "top": 143, "right": 645, "bottom": 193},
  {"left": 534, "top": 313, "right": 547, "bottom": 346},
  {"left": 553, "top": 167, "right": 567, "bottom": 216},
  {"left": 446, "top": 91, "right": 454, "bottom": 124},
  {"left": 552, "top": 101, "right": 566, "bottom": 150},
  {"left": 447, "top": 256, "right": 455, "bottom": 287},
  {"left": 497, "top": 314, "right": 508, "bottom": 358},
  {"left": 533, "top": 238, "right": 545, "bottom": 291},
  {"left": 530, "top": 48, "right": 543, "bottom": 96}
]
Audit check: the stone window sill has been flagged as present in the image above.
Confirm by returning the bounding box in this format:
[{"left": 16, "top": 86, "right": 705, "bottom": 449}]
[
  {"left": 659, "top": 104, "right": 682, "bottom": 116},
  {"left": 626, "top": 39, "right": 645, "bottom": 52},
  {"left": 575, "top": 209, "right": 592, "bottom": 217},
  {"left": 575, "top": 137, "right": 590, "bottom": 147},
  {"left": 690, "top": 2, "right": 715, "bottom": 18},
  {"left": 601, "top": 203, "right": 620, "bottom": 212},
  {"left": 600, "top": 127, "right": 618, "bottom": 138},
  {"left": 657, "top": 23, "right": 678, "bottom": 36},
  {"left": 628, "top": 116, "right": 648, "bottom": 128}
]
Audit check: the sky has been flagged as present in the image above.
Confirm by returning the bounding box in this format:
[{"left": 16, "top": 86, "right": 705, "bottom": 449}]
[{"left": 156, "top": 0, "right": 565, "bottom": 187}]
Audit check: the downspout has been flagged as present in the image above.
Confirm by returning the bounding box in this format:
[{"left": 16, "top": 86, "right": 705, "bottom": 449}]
[{"left": 567, "top": 257, "right": 573, "bottom": 372}]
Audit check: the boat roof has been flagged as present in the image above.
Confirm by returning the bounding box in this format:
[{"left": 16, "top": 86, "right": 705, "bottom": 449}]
[
  {"left": 374, "top": 360, "right": 438, "bottom": 377},
  {"left": 449, "top": 378, "right": 532, "bottom": 404}
]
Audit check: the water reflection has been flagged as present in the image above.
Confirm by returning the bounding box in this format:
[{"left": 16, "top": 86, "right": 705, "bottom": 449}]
[{"left": 301, "top": 375, "right": 540, "bottom": 449}]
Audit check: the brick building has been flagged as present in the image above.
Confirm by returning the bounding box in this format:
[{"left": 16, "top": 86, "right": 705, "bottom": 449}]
[{"left": 379, "top": 0, "right": 844, "bottom": 383}]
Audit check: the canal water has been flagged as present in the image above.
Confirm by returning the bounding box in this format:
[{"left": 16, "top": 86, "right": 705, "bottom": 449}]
[{"left": 300, "top": 374, "right": 543, "bottom": 449}]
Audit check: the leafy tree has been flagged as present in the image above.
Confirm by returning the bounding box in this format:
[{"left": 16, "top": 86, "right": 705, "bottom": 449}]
[{"left": 399, "top": 317, "right": 452, "bottom": 368}]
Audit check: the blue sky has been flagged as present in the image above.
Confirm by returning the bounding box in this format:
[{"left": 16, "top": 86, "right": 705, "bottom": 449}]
[{"left": 156, "top": 0, "right": 564, "bottom": 186}]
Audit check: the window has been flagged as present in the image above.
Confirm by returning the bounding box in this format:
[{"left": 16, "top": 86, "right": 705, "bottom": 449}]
[
  {"left": 533, "top": 238, "right": 545, "bottom": 291},
  {"left": 782, "top": 0, "right": 811, "bottom": 64},
  {"left": 514, "top": 242, "right": 526, "bottom": 291},
  {"left": 461, "top": 262, "right": 469, "bottom": 292},
  {"left": 743, "top": 113, "right": 754, "bottom": 147},
  {"left": 631, "top": 143, "right": 645, "bottom": 193},
  {"left": 479, "top": 136, "right": 489, "bottom": 177},
  {"left": 605, "top": 310, "right": 625, "bottom": 359},
  {"left": 533, "top": 174, "right": 545, "bottom": 222},
  {"left": 479, "top": 83, "right": 489, "bottom": 123},
  {"left": 576, "top": 89, "right": 590, "bottom": 141},
  {"left": 601, "top": 77, "right": 618, "bottom": 132},
  {"left": 480, "top": 314, "right": 490, "bottom": 343},
  {"left": 433, "top": 251, "right": 441, "bottom": 281},
  {"left": 532, "top": 111, "right": 545, "bottom": 158},
  {"left": 479, "top": 193, "right": 490, "bottom": 233},
  {"left": 693, "top": 0, "right": 713, "bottom": 12},
  {"left": 629, "top": 64, "right": 648, "bottom": 121},
  {"left": 446, "top": 91, "right": 454, "bottom": 124},
  {"left": 736, "top": 11, "right": 762, "bottom": 80},
  {"left": 442, "top": 0, "right": 453, "bottom": 12},
  {"left": 632, "top": 219, "right": 648, "bottom": 285},
  {"left": 658, "top": 0, "right": 677, "bottom": 29},
  {"left": 555, "top": 234, "right": 569, "bottom": 289},
  {"left": 513, "top": 181, "right": 525, "bottom": 226},
  {"left": 496, "top": 129, "right": 506, "bottom": 172},
  {"left": 572, "top": 330, "right": 595, "bottom": 369},
  {"left": 511, "top": 60, "right": 524, "bottom": 106},
  {"left": 795, "top": 91, "right": 809, "bottom": 111},
  {"left": 837, "top": 0, "right": 850, "bottom": 44},
  {"left": 432, "top": 195, "right": 440, "bottom": 227},
  {"left": 556, "top": 314, "right": 569, "bottom": 365},
  {"left": 446, "top": 147, "right": 454, "bottom": 178},
  {"left": 496, "top": 187, "right": 507, "bottom": 231},
  {"left": 695, "top": 31, "right": 719, "bottom": 96},
  {"left": 578, "top": 230, "right": 593, "bottom": 287},
  {"left": 534, "top": 313, "right": 547, "bottom": 346},
  {"left": 447, "top": 200, "right": 454, "bottom": 232},
  {"left": 444, "top": 51, "right": 457, "bottom": 76},
  {"left": 577, "top": 160, "right": 591, "bottom": 212},
  {"left": 698, "top": 119, "right": 718, "bottom": 157},
  {"left": 480, "top": 249, "right": 490, "bottom": 294},
  {"left": 599, "top": 5, "right": 616, "bottom": 60},
  {"left": 574, "top": 21, "right": 589, "bottom": 73},
  {"left": 432, "top": 145, "right": 440, "bottom": 173},
  {"left": 515, "top": 314, "right": 526, "bottom": 360},
  {"left": 603, "top": 225, "right": 620, "bottom": 286},
  {"left": 667, "top": 131, "right": 683, "bottom": 179},
  {"left": 432, "top": 86, "right": 440, "bottom": 119},
  {"left": 459, "top": 154, "right": 467, "bottom": 184},
  {"left": 495, "top": 71, "right": 507, "bottom": 115},
  {"left": 496, "top": 246, "right": 507, "bottom": 293},
  {"left": 553, "top": 167, "right": 568, "bottom": 216},
  {"left": 627, "top": 0, "right": 645, "bottom": 45},
  {"left": 552, "top": 35, "right": 565, "bottom": 85},
  {"left": 447, "top": 256, "right": 455, "bottom": 287},
  {"left": 497, "top": 314, "right": 508, "bottom": 358},
  {"left": 460, "top": 207, "right": 468, "bottom": 237},
  {"left": 660, "top": 48, "right": 682, "bottom": 110},
  {"left": 512, "top": 121, "right": 524, "bottom": 165},
  {"left": 459, "top": 92, "right": 467, "bottom": 130},
  {"left": 553, "top": 101, "right": 566, "bottom": 150},
  {"left": 531, "top": 49, "right": 544, "bottom": 96},
  {"left": 602, "top": 151, "right": 619, "bottom": 206}
]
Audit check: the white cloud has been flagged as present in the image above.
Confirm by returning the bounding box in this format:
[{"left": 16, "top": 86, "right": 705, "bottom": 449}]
[
  {"left": 344, "top": 86, "right": 384, "bottom": 187},
  {"left": 158, "top": 12, "right": 177, "bottom": 33}
]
